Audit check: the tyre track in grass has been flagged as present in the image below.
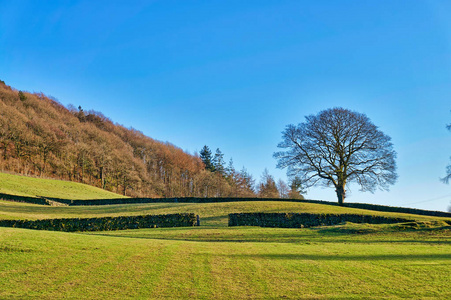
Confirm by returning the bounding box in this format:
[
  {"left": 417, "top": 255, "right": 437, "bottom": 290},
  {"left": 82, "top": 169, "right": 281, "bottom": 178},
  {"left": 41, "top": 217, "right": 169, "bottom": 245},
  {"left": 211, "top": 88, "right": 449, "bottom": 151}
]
[{"left": 149, "top": 241, "right": 214, "bottom": 299}]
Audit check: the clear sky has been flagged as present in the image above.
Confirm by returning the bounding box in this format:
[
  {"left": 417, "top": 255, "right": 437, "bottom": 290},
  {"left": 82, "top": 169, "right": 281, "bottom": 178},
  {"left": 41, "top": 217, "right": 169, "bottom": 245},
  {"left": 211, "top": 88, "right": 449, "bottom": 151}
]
[{"left": 1, "top": 0, "right": 451, "bottom": 211}]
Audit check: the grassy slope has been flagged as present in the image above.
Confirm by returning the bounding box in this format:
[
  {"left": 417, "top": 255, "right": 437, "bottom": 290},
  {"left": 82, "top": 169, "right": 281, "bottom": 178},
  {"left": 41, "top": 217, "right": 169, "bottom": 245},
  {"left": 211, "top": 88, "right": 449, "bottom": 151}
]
[{"left": 0, "top": 172, "right": 128, "bottom": 200}]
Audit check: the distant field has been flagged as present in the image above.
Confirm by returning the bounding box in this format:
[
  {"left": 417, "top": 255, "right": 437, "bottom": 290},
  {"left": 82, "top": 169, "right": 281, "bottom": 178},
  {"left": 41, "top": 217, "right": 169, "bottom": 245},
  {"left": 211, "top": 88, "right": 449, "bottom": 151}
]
[
  {"left": 0, "top": 199, "right": 447, "bottom": 225},
  {"left": 0, "top": 172, "right": 127, "bottom": 200}
]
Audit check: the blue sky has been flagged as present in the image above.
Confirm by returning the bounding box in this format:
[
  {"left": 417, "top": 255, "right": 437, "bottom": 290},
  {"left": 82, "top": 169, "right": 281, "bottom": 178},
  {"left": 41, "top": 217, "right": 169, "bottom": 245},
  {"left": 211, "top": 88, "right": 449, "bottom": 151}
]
[{"left": 1, "top": 0, "right": 451, "bottom": 211}]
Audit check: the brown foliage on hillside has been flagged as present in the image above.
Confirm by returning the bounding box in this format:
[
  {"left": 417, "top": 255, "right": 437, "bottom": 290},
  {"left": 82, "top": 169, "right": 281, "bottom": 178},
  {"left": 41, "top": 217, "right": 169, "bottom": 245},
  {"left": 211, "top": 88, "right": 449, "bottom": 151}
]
[{"left": 0, "top": 81, "right": 257, "bottom": 197}]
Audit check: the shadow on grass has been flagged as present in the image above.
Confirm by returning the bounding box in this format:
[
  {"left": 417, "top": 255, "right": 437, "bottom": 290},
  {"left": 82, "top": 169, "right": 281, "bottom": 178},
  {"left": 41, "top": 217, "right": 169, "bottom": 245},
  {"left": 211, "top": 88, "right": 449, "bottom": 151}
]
[
  {"left": 203, "top": 253, "right": 451, "bottom": 261},
  {"left": 84, "top": 227, "right": 451, "bottom": 245},
  {"left": 0, "top": 245, "right": 35, "bottom": 253},
  {"left": 315, "top": 225, "right": 451, "bottom": 235},
  {"left": 101, "top": 237, "right": 451, "bottom": 245}
]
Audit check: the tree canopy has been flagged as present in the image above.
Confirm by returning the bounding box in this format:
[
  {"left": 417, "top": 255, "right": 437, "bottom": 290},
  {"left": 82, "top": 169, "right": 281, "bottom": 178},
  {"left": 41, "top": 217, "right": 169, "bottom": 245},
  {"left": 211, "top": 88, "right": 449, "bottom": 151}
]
[{"left": 274, "top": 107, "right": 397, "bottom": 205}]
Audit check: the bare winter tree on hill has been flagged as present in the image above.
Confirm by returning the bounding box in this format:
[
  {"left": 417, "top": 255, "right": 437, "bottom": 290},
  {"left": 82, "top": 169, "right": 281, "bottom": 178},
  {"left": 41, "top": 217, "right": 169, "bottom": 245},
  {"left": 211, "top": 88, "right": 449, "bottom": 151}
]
[
  {"left": 442, "top": 119, "right": 451, "bottom": 185},
  {"left": 274, "top": 107, "right": 397, "bottom": 205},
  {"left": 442, "top": 117, "right": 451, "bottom": 212}
]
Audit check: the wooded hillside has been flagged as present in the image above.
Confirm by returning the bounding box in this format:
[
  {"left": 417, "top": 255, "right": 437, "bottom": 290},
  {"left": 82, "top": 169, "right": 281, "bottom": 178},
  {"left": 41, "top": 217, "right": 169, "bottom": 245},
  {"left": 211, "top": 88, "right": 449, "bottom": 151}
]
[{"left": 0, "top": 80, "right": 260, "bottom": 197}]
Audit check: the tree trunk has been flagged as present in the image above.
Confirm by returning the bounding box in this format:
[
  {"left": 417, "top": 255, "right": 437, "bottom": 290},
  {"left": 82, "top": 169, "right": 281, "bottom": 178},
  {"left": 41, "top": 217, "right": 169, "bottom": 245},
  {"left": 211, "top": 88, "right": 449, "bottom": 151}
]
[
  {"left": 335, "top": 185, "right": 345, "bottom": 206},
  {"left": 100, "top": 166, "right": 105, "bottom": 189},
  {"left": 123, "top": 176, "right": 127, "bottom": 196}
]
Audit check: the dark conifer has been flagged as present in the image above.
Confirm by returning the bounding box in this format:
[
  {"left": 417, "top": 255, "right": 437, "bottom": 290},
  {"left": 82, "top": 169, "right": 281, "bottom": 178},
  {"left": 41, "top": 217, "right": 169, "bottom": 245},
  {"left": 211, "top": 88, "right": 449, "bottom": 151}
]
[{"left": 200, "top": 145, "right": 214, "bottom": 172}]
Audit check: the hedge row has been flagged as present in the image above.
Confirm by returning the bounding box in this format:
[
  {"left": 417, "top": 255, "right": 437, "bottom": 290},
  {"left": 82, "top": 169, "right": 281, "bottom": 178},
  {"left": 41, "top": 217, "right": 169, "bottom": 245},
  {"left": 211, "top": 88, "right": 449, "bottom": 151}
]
[
  {"left": 0, "top": 213, "right": 197, "bottom": 232},
  {"left": 342, "top": 202, "right": 451, "bottom": 218},
  {"left": 49, "top": 197, "right": 297, "bottom": 206},
  {"left": 0, "top": 193, "right": 52, "bottom": 205},
  {"left": 228, "top": 213, "right": 414, "bottom": 228}
]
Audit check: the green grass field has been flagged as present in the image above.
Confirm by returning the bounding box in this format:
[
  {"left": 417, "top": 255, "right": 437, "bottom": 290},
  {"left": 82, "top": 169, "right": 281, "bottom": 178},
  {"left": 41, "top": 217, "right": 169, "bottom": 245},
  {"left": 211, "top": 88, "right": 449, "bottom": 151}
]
[
  {"left": 1, "top": 223, "right": 450, "bottom": 299},
  {"left": 0, "top": 172, "right": 128, "bottom": 200},
  {"left": 1, "top": 173, "right": 450, "bottom": 299}
]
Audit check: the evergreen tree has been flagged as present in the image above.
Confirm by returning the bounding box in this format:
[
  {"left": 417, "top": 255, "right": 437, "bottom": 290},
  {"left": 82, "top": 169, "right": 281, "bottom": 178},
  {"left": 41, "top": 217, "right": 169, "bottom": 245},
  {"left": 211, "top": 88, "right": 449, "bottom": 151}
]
[
  {"left": 213, "top": 148, "right": 225, "bottom": 175},
  {"left": 226, "top": 158, "right": 235, "bottom": 177},
  {"left": 200, "top": 145, "right": 214, "bottom": 171},
  {"left": 18, "top": 91, "right": 27, "bottom": 101}
]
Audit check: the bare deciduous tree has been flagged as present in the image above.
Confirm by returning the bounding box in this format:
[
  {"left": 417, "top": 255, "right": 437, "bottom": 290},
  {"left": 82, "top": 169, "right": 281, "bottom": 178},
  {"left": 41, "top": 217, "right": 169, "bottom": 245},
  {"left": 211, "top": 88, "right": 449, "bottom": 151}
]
[
  {"left": 443, "top": 119, "right": 451, "bottom": 212},
  {"left": 277, "top": 179, "right": 290, "bottom": 199},
  {"left": 274, "top": 107, "right": 397, "bottom": 205},
  {"left": 442, "top": 120, "right": 451, "bottom": 184}
]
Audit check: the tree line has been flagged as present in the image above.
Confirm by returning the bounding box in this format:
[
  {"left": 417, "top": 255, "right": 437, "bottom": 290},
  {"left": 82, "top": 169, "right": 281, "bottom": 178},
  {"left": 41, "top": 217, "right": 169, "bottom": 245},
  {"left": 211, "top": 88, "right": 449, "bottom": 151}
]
[
  {"left": 198, "top": 145, "right": 303, "bottom": 199},
  {"left": 0, "top": 80, "right": 301, "bottom": 199}
]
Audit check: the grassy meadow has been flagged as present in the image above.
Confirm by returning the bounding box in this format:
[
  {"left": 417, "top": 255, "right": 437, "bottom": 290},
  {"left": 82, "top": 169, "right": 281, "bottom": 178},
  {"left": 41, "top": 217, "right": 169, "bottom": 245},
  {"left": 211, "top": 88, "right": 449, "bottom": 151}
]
[
  {"left": 0, "top": 172, "right": 128, "bottom": 200},
  {"left": 1, "top": 222, "right": 450, "bottom": 299},
  {"left": 1, "top": 174, "right": 450, "bottom": 299}
]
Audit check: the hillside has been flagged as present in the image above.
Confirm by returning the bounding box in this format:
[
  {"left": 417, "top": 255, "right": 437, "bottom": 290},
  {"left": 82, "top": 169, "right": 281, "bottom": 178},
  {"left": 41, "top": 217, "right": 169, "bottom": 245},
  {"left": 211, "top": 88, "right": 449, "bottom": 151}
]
[{"left": 0, "top": 80, "right": 257, "bottom": 198}]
